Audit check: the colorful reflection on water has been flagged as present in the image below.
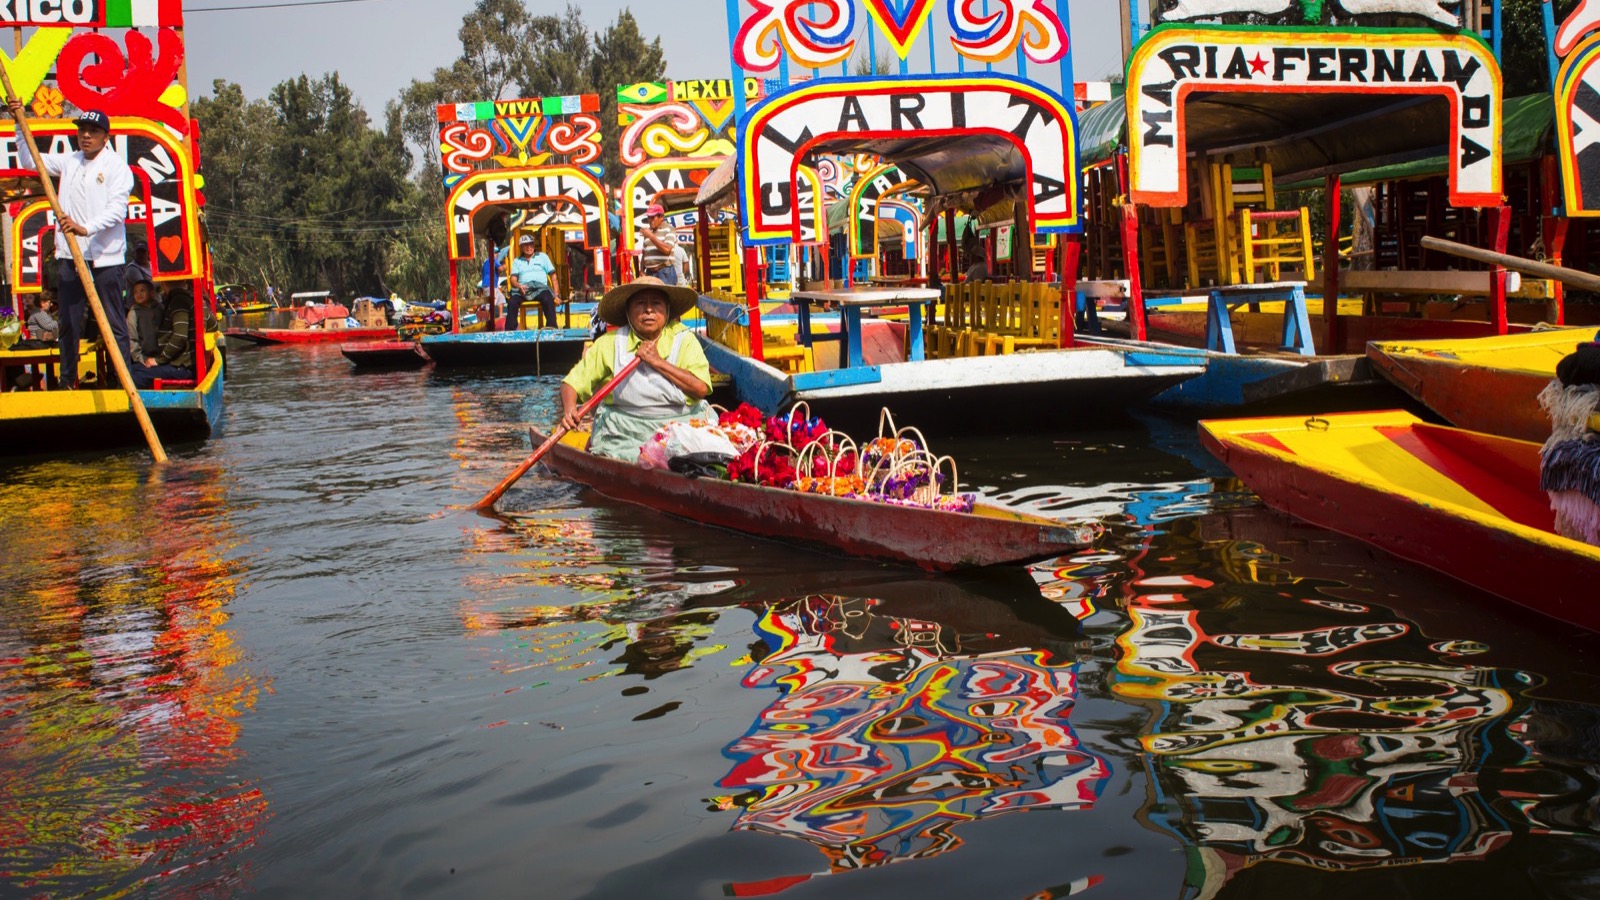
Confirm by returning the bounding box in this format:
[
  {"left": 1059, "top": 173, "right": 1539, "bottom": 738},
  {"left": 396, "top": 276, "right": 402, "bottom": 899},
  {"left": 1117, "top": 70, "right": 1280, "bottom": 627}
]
[
  {"left": 712, "top": 595, "right": 1108, "bottom": 889},
  {"left": 0, "top": 459, "right": 263, "bottom": 896},
  {"left": 5, "top": 344, "right": 1600, "bottom": 898},
  {"left": 1074, "top": 513, "right": 1600, "bottom": 898}
]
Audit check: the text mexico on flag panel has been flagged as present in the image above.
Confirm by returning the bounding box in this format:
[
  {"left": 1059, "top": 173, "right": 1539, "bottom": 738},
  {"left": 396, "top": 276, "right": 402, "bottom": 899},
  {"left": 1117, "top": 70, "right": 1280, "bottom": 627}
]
[{"left": 104, "top": 0, "right": 185, "bottom": 28}]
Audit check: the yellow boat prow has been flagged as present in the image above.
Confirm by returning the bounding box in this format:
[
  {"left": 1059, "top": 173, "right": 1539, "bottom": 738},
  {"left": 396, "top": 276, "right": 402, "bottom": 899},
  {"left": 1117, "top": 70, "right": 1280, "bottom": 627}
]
[{"left": 1370, "top": 327, "right": 1596, "bottom": 379}]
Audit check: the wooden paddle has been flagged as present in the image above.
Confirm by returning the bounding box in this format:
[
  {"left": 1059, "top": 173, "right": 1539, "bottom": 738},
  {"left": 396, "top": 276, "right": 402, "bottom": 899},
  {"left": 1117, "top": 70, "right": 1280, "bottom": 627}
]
[
  {"left": 0, "top": 70, "right": 167, "bottom": 463},
  {"left": 472, "top": 355, "right": 641, "bottom": 511}
]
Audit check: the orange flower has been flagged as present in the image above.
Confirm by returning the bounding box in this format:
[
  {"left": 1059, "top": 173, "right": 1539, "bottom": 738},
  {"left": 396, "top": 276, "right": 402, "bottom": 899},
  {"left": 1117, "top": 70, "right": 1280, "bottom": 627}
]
[{"left": 31, "top": 86, "right": 63, "bottom": 118}]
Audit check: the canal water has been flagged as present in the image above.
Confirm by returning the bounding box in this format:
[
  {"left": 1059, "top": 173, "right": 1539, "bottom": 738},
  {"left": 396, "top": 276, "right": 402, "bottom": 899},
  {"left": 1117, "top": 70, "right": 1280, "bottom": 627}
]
[{"left": 2, "top": 339, "right": 1599, "bottom": 899}]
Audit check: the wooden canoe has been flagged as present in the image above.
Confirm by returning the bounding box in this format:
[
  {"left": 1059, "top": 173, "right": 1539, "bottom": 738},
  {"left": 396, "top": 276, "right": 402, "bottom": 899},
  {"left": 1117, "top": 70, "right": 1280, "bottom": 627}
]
[
  {"left": 341, "top": 340, "right": 430, "bottom": 368},
  {"left": 225, "top": 327, "right": 396, "bottom": 345},
  {"left": 531, "top": 427, "right": 1101, "bottom": 571},
  {"left": 1200, "top": 410, "right": 1600, "bottom": 633},
  {"left": 1367, "top": 328, "right": 1600, "bottom": 442}
]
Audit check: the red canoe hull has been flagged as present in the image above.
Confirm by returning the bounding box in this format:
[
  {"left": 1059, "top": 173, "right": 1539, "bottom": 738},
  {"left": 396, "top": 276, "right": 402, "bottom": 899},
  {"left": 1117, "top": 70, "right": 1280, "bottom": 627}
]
[
  {"left": 1366, "top": 349, "right": 1552, "bottom": 443},
  {"left": 225, "top": 328, "right": 395, "bottom": 345},
  {"left": 341, "top": 341, "right": 430, "bottom": 367},
  {"left": 535, "top": 429, "right": 1098, "bottom": 571},
  {"left": 1202, "top": 427, "right": 1600, "bottom": 633}
]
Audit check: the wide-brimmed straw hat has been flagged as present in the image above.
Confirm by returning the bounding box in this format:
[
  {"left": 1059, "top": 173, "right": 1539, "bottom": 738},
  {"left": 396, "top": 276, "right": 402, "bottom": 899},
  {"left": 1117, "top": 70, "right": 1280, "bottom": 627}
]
[{"left": 597, "top": 276, "right": 697, "bottom": 327}]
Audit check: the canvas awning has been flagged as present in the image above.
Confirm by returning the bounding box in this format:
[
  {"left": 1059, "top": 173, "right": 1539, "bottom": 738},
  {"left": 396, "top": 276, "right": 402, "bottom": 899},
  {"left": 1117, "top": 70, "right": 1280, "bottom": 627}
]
[{"left": 1073, "top": 90, "right": 1552, "bottom": 188}]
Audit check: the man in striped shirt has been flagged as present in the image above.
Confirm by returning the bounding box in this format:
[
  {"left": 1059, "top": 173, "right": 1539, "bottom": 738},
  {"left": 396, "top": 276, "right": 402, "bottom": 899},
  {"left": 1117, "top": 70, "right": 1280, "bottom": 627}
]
[{"left": 637, "top": 204, "right": 681, "bottom": 285}]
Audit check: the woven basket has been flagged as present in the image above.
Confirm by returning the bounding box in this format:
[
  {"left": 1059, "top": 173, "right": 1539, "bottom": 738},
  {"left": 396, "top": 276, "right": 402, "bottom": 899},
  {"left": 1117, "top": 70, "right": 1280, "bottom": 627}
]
[{"left": 796, "top": 432, "right": 860, "bottom": 496}]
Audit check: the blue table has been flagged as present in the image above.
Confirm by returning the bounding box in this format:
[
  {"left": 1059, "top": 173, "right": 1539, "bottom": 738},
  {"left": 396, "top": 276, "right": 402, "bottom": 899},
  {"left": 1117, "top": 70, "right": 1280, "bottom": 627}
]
[{"left": 791, "top": 286, "right": 939, "bottom": 368}]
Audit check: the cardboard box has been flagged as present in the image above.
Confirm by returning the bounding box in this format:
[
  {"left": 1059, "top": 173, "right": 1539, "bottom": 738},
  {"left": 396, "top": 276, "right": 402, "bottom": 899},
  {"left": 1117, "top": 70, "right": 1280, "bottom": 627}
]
[{"left": 323, "top": 317, "right": 346, "bottom": 330}]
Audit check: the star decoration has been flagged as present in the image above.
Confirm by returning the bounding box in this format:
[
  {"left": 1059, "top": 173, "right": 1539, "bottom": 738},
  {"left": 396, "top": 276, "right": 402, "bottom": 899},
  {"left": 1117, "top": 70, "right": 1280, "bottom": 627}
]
[{"left": 1249, "top": 54, "right": 1269, "bottom": 76}]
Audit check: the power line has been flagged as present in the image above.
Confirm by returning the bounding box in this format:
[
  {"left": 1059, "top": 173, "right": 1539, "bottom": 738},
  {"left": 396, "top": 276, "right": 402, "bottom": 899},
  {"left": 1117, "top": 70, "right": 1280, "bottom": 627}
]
[{"left": 189, "top": 0, "right": 398, "bottom": 11}]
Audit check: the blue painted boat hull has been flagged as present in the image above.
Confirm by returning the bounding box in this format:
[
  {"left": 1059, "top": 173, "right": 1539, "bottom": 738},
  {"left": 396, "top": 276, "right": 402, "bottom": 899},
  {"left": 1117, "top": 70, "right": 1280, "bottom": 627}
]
[
  {"left": 420, "top": 329, "right": 590, "bottom": 373},
  {"left": 701, "top": 337, "right": 1204, "bottom": 434}
]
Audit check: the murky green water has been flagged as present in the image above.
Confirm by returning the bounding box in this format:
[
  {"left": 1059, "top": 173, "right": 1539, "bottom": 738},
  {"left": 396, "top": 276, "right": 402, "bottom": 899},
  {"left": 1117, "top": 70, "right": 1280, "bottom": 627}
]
[{"left": 1, "top": 340, "right": 1597, "bottom": 899}]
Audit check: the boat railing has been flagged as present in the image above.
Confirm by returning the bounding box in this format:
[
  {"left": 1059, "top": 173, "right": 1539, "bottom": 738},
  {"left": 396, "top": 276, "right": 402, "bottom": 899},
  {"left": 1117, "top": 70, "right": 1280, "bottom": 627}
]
[
  {"left": 928, "top": 281, "right": 1065, "bottom": 359},
  {"left": 698, "top": 292, "right": 813, "bottom": 373}
]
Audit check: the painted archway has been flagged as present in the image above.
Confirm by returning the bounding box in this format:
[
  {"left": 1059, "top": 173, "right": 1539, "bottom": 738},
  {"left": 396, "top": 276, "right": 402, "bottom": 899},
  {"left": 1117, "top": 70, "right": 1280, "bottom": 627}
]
[
  {"left": 1126, "top": 27, "right": 1502, "bottom": 208},
  {"left": 794, "top": 165, "right": 827, "bottom": 246},
  {"left": 879, "top": 199, "right": 924, "bottom": 274},
  {"left": 10, "top": 194, "right": 161, "bottom": 293},
  {"left": 737, "top": 74, "right": 1081, "bottom": 245},
  {"left": 847, "top": 164, "right": 920, "bottom": 260},
  {"left": 623, "top": 159, "right": 720, "bottom": 251},
  {"left": 1556, "top": 31, "right": 1600, "bottom": 215},
  {"left": 3, "top": 119, "right": 204, "bottom": 280},
  {"left": 445, "top": 165, "right": 609, "bottom": 260}
]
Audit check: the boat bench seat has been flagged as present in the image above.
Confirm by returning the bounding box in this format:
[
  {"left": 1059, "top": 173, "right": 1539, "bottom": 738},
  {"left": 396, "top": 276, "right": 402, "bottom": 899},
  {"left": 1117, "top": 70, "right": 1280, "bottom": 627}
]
[
  {"left": 1205, "top": 282, "right": 1315, "bottom": 356},
  {"left": 762, "top": 342, "right": 813, "bottom": 375},
  {"left": 152, "top": 379, "right": 197, "bottom": 390}
]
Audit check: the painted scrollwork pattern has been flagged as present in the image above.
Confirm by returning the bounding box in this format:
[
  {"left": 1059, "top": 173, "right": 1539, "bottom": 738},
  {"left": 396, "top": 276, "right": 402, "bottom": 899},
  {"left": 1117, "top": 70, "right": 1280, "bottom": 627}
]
[
  {"left": 735, "top": 0, "right": 858, "bottom": 72},
  {"left": 947, "top": 0, "right": 1068, "bottom": 65},
  {"left": 619, "top": 104, "right": 709, "bottom": 167}
]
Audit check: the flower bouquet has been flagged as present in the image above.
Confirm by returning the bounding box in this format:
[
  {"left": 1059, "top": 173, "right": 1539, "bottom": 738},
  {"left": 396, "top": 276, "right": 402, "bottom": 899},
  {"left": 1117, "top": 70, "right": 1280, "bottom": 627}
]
[{"left": 0, "top": 307, "right": 19, "bottom": 351}]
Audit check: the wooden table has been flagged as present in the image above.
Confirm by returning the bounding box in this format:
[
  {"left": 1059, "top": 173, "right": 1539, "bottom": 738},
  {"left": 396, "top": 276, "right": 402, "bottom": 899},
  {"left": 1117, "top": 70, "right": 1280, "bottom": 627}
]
[{"left": 790, "top": 286, "right": 941, "bottom": 368}]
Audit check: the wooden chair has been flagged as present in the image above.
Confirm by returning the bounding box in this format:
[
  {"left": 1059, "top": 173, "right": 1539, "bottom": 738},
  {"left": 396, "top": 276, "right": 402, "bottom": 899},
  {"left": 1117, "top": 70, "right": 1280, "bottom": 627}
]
[{"left": 1186, "top": 159, "right": 1315, "bottom": 286}]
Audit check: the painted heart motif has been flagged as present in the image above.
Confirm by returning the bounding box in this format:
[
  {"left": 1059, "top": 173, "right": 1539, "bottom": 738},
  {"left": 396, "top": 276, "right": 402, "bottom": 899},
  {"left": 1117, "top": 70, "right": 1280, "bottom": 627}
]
[
  {"left": 158, "top": 235, "right": 182, "bottom": 264},
  {"left": 688, "top": 169, "right": 708, "bottom": 186},
  {"left": 861, "top": 0, "right": 938, "bottom": 58},
  {"left": 0, "top": 29, "right": 72, "bottom": 109},
  {"left": 56, "top": 29, "right": 186, "bottom": 133}
]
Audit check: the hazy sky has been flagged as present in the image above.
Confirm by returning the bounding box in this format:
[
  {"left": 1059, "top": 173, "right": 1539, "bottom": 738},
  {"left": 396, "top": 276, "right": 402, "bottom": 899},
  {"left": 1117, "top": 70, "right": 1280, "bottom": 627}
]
[{"left": 185, "top": 0, "right": 1125, "bottom": 111}]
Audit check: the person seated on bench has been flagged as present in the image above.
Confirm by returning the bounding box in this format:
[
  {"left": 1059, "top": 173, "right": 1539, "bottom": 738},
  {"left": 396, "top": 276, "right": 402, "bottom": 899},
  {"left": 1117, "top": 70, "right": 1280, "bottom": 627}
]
[
  {"left": 130, "top": 276, "right": 195, "bottom": 389},
  {"left": 127, "top": 270, "right": 160, "bottom": 361},
  {"left": 27, "top": 295, "right": 58, "bottom": 342}
]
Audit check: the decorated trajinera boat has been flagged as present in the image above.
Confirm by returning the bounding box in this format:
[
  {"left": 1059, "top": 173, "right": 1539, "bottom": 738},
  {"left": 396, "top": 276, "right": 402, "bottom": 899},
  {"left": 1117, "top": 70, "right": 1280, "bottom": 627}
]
[
  {"left": 677, "top": 4, "right": 1230, "bottom": 428},
  {"left": 224, "top": 301, "right": 393, "bottom": 345},
  {"left": 226, "top": 326, "right": 395, "bottom": 345},
  {"left": 422, "top": 95, "right": 609, "bottom": 369},
  {"left": 1367, "top": 328, "right": 1600, "bottom": 442},
  {"left": 533, "top": 424, "right": 1098, "bottom": 571},
  {"left": 1200, "top": 410, "right": 1600, "bottom": 633},
  {"left": 0, "top": 3, "right": 224, "bottom": 453}
]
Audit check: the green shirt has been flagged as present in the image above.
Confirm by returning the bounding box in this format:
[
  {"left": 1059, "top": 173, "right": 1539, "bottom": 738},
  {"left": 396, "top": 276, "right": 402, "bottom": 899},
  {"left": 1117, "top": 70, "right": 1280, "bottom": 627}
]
[{"left": 561, "top": 322, "right": 711, "bottom": 406}]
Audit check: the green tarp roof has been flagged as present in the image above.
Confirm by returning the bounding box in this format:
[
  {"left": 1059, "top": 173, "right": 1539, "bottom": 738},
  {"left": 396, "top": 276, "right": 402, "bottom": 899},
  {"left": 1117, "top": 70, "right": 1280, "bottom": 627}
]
[
  {"left": 1279, "top": 93, "right": 1554, "bottom": 189},
  {"left": 1075, "top": 92, "right": 1555, "bottom": 187}
]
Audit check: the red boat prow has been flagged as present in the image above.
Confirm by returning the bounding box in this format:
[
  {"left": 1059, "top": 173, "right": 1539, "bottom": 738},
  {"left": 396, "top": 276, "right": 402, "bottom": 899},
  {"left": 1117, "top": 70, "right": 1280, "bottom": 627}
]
[
  {"left": 1201, "top": 411, "right": 1600, "bottom": 634},
  {"left": 531, "top": 428, "right": 1099, "bottom": 571},
  {"left": 225, "top": 327, "right": 396, "bottom": 345},
  {"left": 341, "top": 341, "right": 430, "bottom": 367}
]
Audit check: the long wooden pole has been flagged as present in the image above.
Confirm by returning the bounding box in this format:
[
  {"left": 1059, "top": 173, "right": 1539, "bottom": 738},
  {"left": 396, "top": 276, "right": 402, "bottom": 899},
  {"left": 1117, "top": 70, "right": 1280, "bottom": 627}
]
[
  {"left": 0, "top": 67, "right": 167, "bottom": 463},
  {"left": 472, "top": 356, "right": 642, "bottom": 511},
  {"left": 1420, "top": 235, "right": 1600, "bottom": 294}
]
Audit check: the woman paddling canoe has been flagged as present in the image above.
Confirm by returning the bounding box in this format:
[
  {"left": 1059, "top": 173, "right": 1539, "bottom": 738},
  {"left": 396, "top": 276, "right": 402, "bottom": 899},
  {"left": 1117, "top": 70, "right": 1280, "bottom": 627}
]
[{"left": 559, "top": 276, "right": 712, "bottom": 461}]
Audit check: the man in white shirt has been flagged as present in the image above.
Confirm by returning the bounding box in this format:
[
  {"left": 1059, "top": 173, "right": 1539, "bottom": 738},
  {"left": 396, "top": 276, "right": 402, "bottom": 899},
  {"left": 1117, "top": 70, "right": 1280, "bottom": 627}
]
[{"left": 7, "top": 104, "right": 136, "bottom": 388}]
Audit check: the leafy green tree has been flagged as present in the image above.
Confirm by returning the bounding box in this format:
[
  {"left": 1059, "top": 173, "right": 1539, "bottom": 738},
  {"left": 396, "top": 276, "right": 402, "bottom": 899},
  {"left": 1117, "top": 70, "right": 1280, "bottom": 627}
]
[{"left": 587, "top": 9, "right": 668, "bottom": 180}]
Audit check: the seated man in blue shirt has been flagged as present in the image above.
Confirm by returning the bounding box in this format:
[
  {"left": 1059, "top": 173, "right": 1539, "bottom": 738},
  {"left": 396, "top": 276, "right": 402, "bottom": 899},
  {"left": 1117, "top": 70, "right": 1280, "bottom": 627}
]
[{"left": 507, "top": 234, "right": 558, "bottom": 329}]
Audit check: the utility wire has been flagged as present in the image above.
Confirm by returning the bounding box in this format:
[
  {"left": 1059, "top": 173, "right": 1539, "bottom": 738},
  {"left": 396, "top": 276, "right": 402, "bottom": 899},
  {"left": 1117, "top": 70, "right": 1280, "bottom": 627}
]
[{"left": 189, "top": 0, "right": 399, "bottom": 12}]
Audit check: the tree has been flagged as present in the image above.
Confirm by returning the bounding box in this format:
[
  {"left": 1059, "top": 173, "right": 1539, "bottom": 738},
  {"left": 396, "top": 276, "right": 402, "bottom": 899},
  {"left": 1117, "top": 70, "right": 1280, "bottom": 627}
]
[
  {"left": 587, "top": 9, "right": 668, "bottom": 179},
  {"left": 191, "top": 80, "right": 278, "bottom": 286}
]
